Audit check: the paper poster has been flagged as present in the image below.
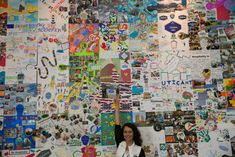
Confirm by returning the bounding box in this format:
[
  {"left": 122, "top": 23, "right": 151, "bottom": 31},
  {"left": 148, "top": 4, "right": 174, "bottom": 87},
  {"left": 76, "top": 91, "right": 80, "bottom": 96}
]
[
  {"left": 158, "top": 10, "right": 189, "bottom": 51},
  {"left": 6, "top": 26, "right": 37, "bottom": 84},
  {"left": 7, "top": 0, "right": 38, "bottom": 24}
]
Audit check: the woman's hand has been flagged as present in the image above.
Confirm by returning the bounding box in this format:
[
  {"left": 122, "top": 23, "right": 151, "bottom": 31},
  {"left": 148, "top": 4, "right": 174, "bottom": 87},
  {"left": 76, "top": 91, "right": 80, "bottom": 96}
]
[
  {"left": 113, "top": 95, "right": 120, "bottom": 110},
  {"left": 114, "top": 94, "right": 121, "bottom": 125}
]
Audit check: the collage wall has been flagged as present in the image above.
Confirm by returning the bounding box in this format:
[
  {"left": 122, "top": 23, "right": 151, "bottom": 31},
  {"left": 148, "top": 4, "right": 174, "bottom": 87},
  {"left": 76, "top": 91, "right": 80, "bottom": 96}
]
[{"left": 0, "top": 0, "right": 235, "bottom": 157}]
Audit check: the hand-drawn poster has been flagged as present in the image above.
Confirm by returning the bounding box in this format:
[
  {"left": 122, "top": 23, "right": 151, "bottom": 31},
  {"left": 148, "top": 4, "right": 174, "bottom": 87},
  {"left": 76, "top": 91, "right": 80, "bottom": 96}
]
[
  {"left": 38, "top": 0, "right": 69, "bottom": 84},
  {"left": 158, "top": 10, "right": 189, "bottom": 51},
  {"left": 101, "top": 112, "right": 132, "bottom": 145},
  {"left": 6, "top": 26, "right": 37, "bottom": 84},
  {"left": 131, "top": 51, "right": 163, "bottom": 111},
  {"left": 99, "top": 58, "right": 132, "bottom": 112},
  {"left": 8, "top": 0, "right": 38, "bottom": 24},
  {"left": 69, "top": 23, "right": 99, "bottom": 53},
  {"left": 39, "top": 0, "right": 68, "bottom": 24},
  {"left": 158, "top": 50, "right": 191, "bottom": 81},
  {"left": 127, "top": 0, "right": 158, "bottom": 24},
  {"left": 99, "top": 23, "right": 129, "bottom": 59},
  {"left": 36, "top": 32, "right": 69, "bottom": 84},
  {"left": 38, "top": 0, "right": 69, "bottom": 33},
  {"left": 138, "top": 126, "right": 165, "bottom": 157},
  {"left": 129, "top": 23, "right": 158, "bottom": 52},
  {"left": 190, "top": 53, "right": 211, "bottom": 86},
  {"left": 37, "top": 83, "right": 68, "bottom": 118},
  {"left": 197, "top": 128, "right": 232, "bottom": 157}
]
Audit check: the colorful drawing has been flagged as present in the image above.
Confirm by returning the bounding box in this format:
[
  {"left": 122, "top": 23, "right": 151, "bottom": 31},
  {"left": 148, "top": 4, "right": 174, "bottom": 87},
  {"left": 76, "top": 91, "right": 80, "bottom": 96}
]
[
  {"left": 69, "top": 24, "right": 99, "bottom": 53},
  {"left": 39, "top": 0, "right": 69, "bottom": 24},
  {"left": 129, "top": 23, "right": 158, "bottom": 52},
  {"left": 101, "top": 112, "right": 132, "bottom": 145},
  {"left": 224, "top": 78, "right": 235, "bottom": 109},
  {"left": 6, "top": 27, "right": 37, "bottom": 84},
  {"left": 99, "top": 23, "right": 129, "bottom": 58},
  {"left": 127, "top": 0, "right": 157, "bottom": 23},
  {"left": 3, "top": 115, "right": 36, "bottom": 150},
  {"left": 7, "top": 0, "right": 38, "bottom": 24}
]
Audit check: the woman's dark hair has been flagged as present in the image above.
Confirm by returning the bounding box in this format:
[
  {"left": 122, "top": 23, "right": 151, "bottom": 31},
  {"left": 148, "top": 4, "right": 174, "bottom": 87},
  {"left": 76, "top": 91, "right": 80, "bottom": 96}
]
[{"left": 121, "top": 123, "right": 143, "bottom": 146}]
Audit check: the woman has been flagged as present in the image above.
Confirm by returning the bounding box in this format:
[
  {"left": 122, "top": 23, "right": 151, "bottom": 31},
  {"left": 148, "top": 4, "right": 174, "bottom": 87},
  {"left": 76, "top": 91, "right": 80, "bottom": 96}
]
[{"left": 114, "top": 95, "right": 145, "bottom": 157}]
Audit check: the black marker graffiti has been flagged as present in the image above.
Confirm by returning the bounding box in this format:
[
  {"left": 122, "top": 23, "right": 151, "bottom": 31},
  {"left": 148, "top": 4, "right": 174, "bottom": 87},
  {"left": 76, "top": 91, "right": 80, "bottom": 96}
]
[{"left": 26, "top": 50, "right": 57, "bottom": 79}]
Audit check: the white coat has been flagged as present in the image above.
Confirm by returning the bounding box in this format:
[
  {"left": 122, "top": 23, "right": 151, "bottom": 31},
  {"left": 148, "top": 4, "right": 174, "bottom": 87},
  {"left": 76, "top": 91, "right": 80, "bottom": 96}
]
[{"left": 116, "top": 141, "right": 141, "bottom": 157}]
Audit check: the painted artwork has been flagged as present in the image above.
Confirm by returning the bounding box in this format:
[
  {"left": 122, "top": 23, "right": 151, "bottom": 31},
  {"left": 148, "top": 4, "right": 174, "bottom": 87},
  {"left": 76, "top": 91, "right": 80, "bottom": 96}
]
[
  {"left": 69, "top": 23, "right": 99, "bottom": 53},
  {"left": 101, "top": 112, "right": 132, "bottom": 145},
  {"left": 99, "top": 23, "right": 129, "bottom": 58},
  {"left": 127, "top": 0, "right": 158, "bottom": 24},
  {"left": 7, "top": 0, "right": 38, "bottom": 24}
]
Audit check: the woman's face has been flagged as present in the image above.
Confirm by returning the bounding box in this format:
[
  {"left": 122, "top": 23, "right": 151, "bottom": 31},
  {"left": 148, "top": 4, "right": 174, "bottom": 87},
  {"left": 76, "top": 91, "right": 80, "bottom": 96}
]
[{"left": 123, "top": 126, "right": 134, "bottom": 143}]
